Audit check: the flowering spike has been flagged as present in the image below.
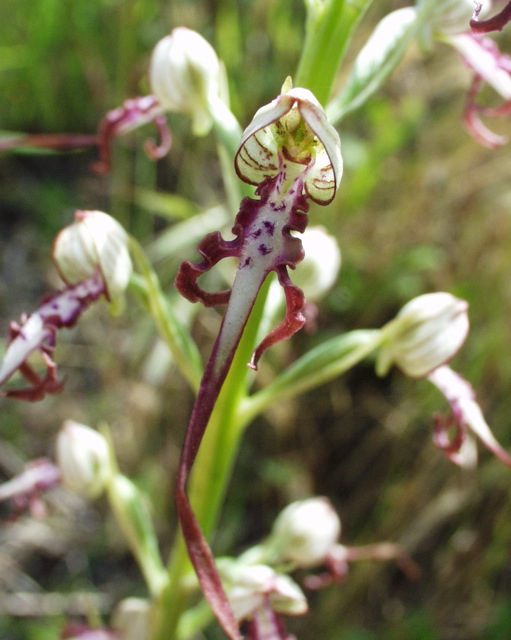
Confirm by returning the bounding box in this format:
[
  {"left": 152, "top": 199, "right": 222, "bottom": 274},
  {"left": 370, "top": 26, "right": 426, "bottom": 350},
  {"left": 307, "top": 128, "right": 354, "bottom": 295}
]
[{"left": 175, "top": 85, "right": 342, "bottom": 639}]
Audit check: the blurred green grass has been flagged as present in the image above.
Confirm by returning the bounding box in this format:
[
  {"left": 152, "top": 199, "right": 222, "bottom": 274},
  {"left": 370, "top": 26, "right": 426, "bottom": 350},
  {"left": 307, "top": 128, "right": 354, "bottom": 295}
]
[{"left": 1, "top": 1, "right": 511, "bottom": 639}]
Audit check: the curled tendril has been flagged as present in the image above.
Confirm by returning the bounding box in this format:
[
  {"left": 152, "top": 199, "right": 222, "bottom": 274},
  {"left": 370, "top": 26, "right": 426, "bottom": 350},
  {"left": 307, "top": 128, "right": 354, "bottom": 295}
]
[
  {"left": 93, "top": 95, "right": 171, "bottom": 174},
  {"left": 471, "top": 1, "right": 511, "bottom": 33}
]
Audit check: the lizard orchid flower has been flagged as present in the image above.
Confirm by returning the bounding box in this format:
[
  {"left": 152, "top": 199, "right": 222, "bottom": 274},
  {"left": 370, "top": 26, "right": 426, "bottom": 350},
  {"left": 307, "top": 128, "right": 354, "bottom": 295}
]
[
  {"left": 377, "top": 293, "right": 511, "bottom": 467},
  {"left": 257, "top": 498, "right": 418, "bottom": 591},
  {"left": 94, "top": 27, "right": 222, "bottom": 173},
  {"left": 0, "top": 458, "right": 61, "bottom": 519},
  {"left": 429, "top": 365, "right": 511, "bottom": 467},
  {"left": 427, "top": 0, "right": 511, "bottom": 147},
  {"left": 174, "top": 80, "right": 342, "bottom": 640},
  {"left": 219, "top": 562, "right": 306, "bottom": 640},
  {"left": 0, "top": 28, "right": 224, "bottom": 173},
  {"left": 445, "top": 31, "right": 511, "bottom": 147},
  {"left": 0, "top": 211, "right": 131, "bottom": 401}
]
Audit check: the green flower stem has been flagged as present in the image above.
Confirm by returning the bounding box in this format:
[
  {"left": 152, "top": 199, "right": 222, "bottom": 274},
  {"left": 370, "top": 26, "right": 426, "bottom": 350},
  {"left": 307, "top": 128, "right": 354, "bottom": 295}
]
[
  {"left": 107, "top": 474, "right": 167, "bottom": 599},
  {"left": 240, "top": 329, "right": 384, "bottom": 425},
  {"left": 128, "top": 238, "right": 203, "bottom": 392},
  {"left": 150, "top": 278, "right": 271, "bottom": 640},
  {"left": 294, "top": 0, "right": 374, "bottom": 104},
  {"left": 210, "top": 96, "right": 254, "bottom": 210},
  {"left": 177, "top": 600, "right": 215, "bottom": 640}
]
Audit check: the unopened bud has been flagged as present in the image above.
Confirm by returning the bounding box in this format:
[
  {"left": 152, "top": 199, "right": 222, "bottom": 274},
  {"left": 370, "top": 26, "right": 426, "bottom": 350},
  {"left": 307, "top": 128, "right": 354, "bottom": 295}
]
[
  {"left": 221, "top": 562, "right": 307, "bottom": 622},
  {"left": 268, "top": 497, "right": 341, "bottom": 568},
  {"left": 112, "top": 598, "right": 151, "bottom": 640},
  {"left": 149, "top": 27, "right": 221, "bottom": 136},
  {"left": 376, "top": 292, "right": 469, "bottom": 379},
  {"left": 56, "top": 421, "right": 112, "bottom": 498},
  {"left": 295, "top": 226, "right": 341, "bottom": 301},
  {"left": 52, "top": 210, "right": 132, "bottom": 313}
]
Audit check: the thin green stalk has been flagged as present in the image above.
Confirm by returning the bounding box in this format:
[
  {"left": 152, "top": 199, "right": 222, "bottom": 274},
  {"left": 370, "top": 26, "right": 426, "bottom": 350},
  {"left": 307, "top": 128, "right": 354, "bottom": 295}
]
[
  {"left": 150, "top": 279, "right": 271, "bottom": 640},
  {"left": 128, "top": 239, "right": 203, "bottom": 392},
  {"left": 240, "top": 329, "right": 384, "bottom": 425},
  {"left": 210, "top": 96, "right": 254, "bottom": 209},
  {"left": 295, "top": 0, "right": 374, "bottom": 103},
  {"left": 109, "top": 0, "right": 139, "bottom": 228}
]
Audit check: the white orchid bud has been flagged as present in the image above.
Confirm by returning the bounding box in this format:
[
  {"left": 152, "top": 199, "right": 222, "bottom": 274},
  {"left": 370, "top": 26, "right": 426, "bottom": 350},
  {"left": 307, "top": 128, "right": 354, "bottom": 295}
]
[
  {"left": 220, "top": 563, "right": 307, "bottom": 622},
  {"left": 56, "top": 420, "right": 112, "bottom": 498},
  {"left": 294, "top": 226, "right": 341, "bottom": 301},
  {"left": 376, "top": 292, "right": 469, "bottom": 379},
  {"left": 268, "top": 497, "right": 341, "bottom": 568},
  {"left": 149, "top": 27, "right": 221, "bottom": 136},
  {"left": 112, "top": 598, "right": 151, "bottom": 640},
  {"left": 52, "top": 210, "right": 132, "bottom": 313}
]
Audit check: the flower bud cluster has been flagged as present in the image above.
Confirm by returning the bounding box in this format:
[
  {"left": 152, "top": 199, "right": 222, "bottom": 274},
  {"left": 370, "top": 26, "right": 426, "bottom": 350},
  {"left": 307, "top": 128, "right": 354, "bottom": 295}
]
[
  {"left": 220, "top": 562, "right": 307, "bottom": 622},
  {"left": 220, "top": 497, "right": 341, "bottom": 626}
]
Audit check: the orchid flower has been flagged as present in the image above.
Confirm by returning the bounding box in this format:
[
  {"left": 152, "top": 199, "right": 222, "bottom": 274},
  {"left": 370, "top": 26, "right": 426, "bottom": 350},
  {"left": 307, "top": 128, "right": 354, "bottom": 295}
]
[
  {"left": 0, "top": 211, "right": 131, "bottom": 401},
  {"left": 94, "top": 27, "right": 223, "bottom": 173},
  {"left": 257, "top": 497, "right": 418, "bottom": 591},
  {"left": 377, "top": 293, "right": 511, "bottom": 468},
  {"left": 0, "top": 95, "right": 171, "bottom": 174},
  {"left": 174, "top": 79, "right": 342, "bottom": 640},
  {"left": 419, "top": 0, "right": 511, "bottom": 147},
  {"left": 0, "top": 458, "right": 61, "bottom": 518},
  {"left": 444, "top": 30, "right": 511, "bottom": 147},
  {"left": 0, "top": 27, "right": 225, "bottom": 173},
  {"left": 429, "top": 365, "right": 511, "bottom": 467}
]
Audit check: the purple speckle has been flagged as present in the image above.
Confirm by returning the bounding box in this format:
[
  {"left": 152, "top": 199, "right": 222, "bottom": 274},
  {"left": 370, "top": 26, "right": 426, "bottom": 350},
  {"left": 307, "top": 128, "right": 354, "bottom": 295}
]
[
  {"left": 263, "top": 220, "right": 275, "bottom": 236},
  {"left": 258, "top": 244, "right": 272, "bottom": 256},
  {"left": 242, "top": 256, "right": 252, "bottom": 268}
]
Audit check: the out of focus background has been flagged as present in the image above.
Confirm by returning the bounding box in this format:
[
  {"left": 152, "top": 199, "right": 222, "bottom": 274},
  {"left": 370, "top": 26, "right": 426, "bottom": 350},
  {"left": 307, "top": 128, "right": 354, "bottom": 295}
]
[{"left": 2, "top": 1, "right": 511, "bottom": 638}]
